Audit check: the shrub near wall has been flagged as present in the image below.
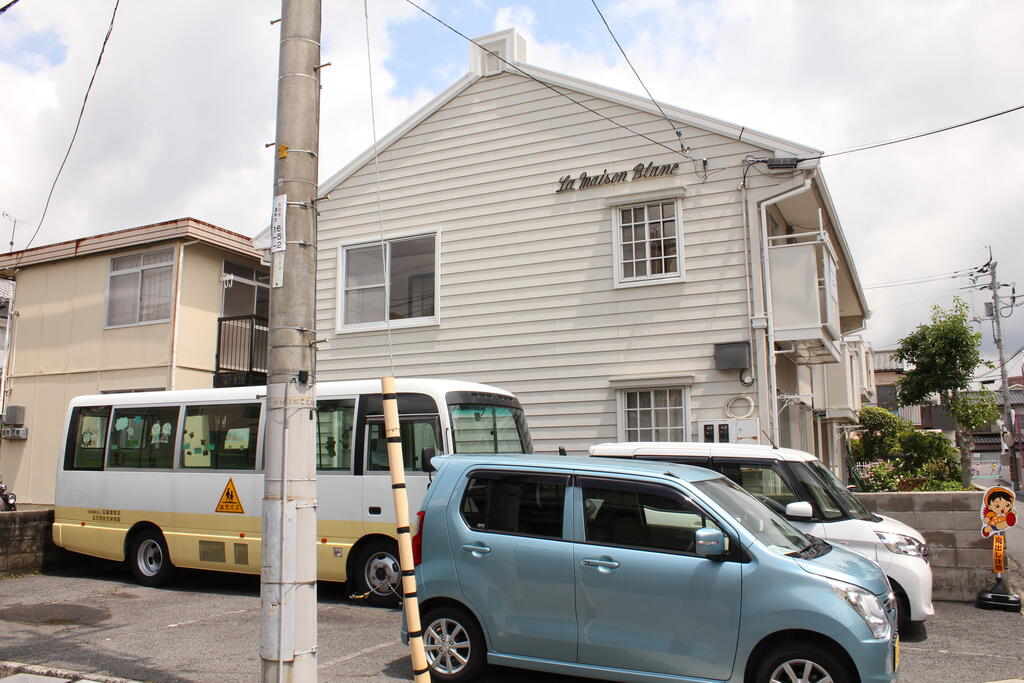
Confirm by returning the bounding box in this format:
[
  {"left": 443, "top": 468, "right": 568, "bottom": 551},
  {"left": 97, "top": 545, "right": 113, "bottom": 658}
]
[{"left": 856, "top": 491, "right": 1018, "bottom": 602}]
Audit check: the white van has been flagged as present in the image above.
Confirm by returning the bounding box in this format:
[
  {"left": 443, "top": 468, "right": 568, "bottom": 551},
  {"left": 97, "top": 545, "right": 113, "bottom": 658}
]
[{"left": 590, "top": 442, "right": 933, "bottom": 627}]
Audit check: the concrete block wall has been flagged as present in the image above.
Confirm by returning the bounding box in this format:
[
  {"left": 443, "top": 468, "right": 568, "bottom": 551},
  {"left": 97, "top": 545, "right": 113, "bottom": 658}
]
[
  {"left": 0, "top": 508, "right": 73, "bottom": 575},
  {"left": 856, "top": 491, "right": 1014, "bottom": 602}
]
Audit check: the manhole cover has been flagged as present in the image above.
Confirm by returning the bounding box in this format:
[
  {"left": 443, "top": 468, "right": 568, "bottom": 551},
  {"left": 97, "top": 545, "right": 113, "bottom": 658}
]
[{"left": 0, "top": 603, "right": 111, "bottom": 626}]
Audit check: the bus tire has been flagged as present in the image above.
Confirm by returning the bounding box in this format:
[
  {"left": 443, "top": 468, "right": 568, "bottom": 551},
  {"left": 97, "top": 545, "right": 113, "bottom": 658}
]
[
  {"left": 352, "top": 539, "right": 401, "bottom": 607},
  {"left": 130, "top": 529, "right": 174, "bottom": 587}
]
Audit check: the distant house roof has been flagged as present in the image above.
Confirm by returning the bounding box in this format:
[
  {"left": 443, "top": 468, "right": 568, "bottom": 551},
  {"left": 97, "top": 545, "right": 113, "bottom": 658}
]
[
  {"left": 872, "top": 349, "right": 904, "bottom": 373},
  {"left": 0, "top": 217, "right": 259, "bottom": 273},
  {"left": 995, "top": 389, "right": 1024, "bottom": 407}
]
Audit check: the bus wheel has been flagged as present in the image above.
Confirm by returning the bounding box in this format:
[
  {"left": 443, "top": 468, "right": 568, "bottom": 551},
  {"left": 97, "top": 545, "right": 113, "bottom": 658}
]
[
  {"left": 130, "top": 529, "right": 174, "bottom": 587},
  {"left": 352, "top": 539, "right": 400, "bottom": 607}
]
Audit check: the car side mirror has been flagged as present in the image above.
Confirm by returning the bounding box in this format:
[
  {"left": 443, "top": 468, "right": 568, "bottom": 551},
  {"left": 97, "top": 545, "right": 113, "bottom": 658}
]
[
  {"left": 421, "top": 447, "right": 436, "bottom": 473},
  {"left": 785, "top": 501, "right": 814, "bottom": 519},
  {"left": 695, "top": 527, "right": 726, "bottom": 558}
]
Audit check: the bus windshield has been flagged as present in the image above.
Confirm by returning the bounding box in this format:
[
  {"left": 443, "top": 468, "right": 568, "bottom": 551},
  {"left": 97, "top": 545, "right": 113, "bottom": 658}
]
[{"left": 449, "top": 404, "right": 531, "bottom": 454}]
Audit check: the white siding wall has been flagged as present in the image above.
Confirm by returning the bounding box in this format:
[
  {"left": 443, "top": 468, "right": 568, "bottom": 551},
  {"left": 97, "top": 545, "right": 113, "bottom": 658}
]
[{"left": 315, "top": 73, "right": 787, "bottom": 455}]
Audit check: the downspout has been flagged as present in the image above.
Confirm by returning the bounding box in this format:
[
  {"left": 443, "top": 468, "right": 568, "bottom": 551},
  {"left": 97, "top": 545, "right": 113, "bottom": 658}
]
[
  {"left": 167, "top": 241, "right": 197, "bottom": 390},
  {"left": 758, "top": 177, "right": 813, "bottom": 445}
]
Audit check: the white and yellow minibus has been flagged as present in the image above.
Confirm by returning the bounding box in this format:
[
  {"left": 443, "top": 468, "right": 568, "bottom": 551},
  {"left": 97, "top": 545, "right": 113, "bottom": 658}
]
[{"left": 53, "top": 378, "right": 532, "bottom": 605}]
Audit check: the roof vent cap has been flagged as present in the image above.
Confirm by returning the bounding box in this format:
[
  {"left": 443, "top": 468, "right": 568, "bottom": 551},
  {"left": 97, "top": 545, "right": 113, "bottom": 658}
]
[{"left": 469, "top": 28, "right": 526, "bottom": 76}]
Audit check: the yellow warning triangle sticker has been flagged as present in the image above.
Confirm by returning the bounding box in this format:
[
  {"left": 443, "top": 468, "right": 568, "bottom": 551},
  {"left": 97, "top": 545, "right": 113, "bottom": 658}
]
[{"left": 215, "top": 478, "right": 245, "bottom": 514}]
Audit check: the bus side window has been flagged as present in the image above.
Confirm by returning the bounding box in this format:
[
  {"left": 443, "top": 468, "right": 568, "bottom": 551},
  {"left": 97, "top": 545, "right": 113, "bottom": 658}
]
[
  {"left": 108, "top": 406, "right": 179, "bottom": 469},
  {"left": 181, "top": 403, "right": 260, "bottom": 470},
  {"left": 317, "top": 399, "right": 355, "bottom": 471},
  {"left": 366, "top": 418, "right": 440, "bottom": 472},
  {"left": 64, "top": 406, "right": 112, "bottom": 470}
]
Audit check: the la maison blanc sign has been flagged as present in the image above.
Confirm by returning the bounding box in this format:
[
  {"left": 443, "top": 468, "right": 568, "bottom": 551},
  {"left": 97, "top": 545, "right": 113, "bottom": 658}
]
[{"left": 555, "top": 161, "right": 680, "bottom": 193}]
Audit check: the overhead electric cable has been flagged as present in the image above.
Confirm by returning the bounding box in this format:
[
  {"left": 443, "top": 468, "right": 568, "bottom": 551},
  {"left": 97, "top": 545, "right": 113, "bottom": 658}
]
[
  {"left": 363, "top": 0, "right": 397, "bottom": 377},
  {"left": 817, "top": 103, "right": 1024, "bottom": 159},
  {"left": 862, "top": 269, "right": 974, "bottom": 290},
  {"left": 15, "top": 0, "right": 120, "bottom": 268},
  {"left": 0, "top": 0, "right": 22, "bottom": 16},
  {"left": 402, "top": 0, "right": 691, "bottom": 162},
  {"left": 589, "top": 0, "right": 707, "bottom": 180}
]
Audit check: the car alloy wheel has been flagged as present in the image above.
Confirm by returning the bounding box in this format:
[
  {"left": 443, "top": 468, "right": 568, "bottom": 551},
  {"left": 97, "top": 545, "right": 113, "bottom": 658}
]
[
  {"left": 424, "top": 617, "right": 472, "bottom": 676},
  {"left": 769, "top": 658, "right": 834, "bottom": 683}
]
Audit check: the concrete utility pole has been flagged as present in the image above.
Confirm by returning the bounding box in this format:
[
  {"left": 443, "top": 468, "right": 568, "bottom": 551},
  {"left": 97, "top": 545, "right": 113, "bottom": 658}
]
[
  {"left": 988, "top": 260, "right": 1020, "bottom": 492},
  {"left": 261, "top": 1, "right": 321, "bottom": 681}
]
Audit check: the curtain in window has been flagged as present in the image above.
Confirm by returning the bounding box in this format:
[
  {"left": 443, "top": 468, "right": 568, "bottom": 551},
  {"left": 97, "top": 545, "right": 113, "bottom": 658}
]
[
  {"left": 107, "top": 271, "right": 140, "bottom": 326},
  {"left": 139, "top": 265, "right": 173, "bottom": 322}
]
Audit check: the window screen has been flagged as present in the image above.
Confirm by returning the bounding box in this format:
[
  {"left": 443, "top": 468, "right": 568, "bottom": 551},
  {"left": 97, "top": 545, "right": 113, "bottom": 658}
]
[{"left": 460, "top": 472, "right": 567, "bottom": 539}]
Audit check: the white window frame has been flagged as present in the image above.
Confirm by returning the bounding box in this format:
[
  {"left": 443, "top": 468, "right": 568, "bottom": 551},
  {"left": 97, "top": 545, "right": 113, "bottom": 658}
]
[
  {"left": 613, "top": 381, "right": 693, "bottom": 443},
  {"left": 335, "top": 231, "right": 440, "bottom": 334},
  {"left": 105, "top": 247, "right": 176, "bottom": 329},
  {"left": 611, "top": 196, "right": 685, "bottom": 288}
]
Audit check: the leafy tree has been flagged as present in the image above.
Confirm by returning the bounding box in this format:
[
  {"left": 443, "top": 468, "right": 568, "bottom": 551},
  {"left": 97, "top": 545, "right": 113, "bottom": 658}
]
[
  {"left": 857, "top": 406, "right": 908, "bottom": 461},
  {"left": 894, "top": 298, "right": 999, "bottom": 487}
]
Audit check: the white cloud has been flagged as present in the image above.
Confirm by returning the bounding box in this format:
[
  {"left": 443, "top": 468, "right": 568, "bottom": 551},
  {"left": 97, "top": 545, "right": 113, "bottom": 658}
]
[{"left": 2, "top": 0, "right": 1022, "bottom": 359}]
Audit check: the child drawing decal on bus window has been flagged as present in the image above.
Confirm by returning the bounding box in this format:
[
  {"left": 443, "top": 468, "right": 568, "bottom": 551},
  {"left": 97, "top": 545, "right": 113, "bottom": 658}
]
[{"left": 981, "top": 486, "right": 1017, "bottom": 537}]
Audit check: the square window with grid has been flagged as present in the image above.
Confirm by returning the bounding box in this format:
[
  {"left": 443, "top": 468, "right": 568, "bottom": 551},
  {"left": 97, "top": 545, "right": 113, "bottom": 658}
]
[
  {"left": 618, "top": 201, "right": 679, "bottom": 282},
  {"left": 624, "top": 388, "right": 686, "bottom": 441}
]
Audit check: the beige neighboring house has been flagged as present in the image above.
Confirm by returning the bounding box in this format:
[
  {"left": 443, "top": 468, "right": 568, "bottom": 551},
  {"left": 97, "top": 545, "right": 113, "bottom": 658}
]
[
  {"left": 0, "top": 218, "right": 267, "bottom": 504},
  {"left": 258, "top": 29, "right": 875, "bottom": 479}
]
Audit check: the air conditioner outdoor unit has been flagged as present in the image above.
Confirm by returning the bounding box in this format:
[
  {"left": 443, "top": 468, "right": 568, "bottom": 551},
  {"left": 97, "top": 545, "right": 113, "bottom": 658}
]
[{"left": 2, "top": 426, "right": 28, "bottom": 440}]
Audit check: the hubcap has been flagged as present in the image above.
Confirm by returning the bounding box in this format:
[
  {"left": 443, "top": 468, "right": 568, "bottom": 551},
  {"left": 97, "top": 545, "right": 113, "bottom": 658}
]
[
  {"left": 137, "top": 539, "right": 163, "bottom": 577},
  {"left": 770, "top": 658, "right": 833, "bottom": 683},
  {"left": 364, "top": 551, "right": 399, "bottom": 596},
  {"left": 424, "top": 617, "right": 471, "bottom": 675}
]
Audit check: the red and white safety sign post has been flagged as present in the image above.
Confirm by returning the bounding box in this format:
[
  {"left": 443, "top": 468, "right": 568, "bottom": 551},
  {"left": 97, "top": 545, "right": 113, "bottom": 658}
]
[{"left": 976, "top": 486, "right": 1022, "bottom": 612}]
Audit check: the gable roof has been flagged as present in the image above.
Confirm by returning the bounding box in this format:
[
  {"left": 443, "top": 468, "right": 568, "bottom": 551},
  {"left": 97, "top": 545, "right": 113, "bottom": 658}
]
[{"left": 317, "top": 61, "right": 821, "bottom": 200}]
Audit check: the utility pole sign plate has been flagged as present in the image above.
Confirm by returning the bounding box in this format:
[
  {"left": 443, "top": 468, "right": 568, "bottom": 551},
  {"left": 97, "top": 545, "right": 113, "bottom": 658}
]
[{"left": 269, "top": 194, "right": 287, "bottom": 253}]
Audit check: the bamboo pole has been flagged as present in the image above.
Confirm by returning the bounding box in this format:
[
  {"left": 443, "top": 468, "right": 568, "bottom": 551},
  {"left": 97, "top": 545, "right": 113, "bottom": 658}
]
[{"left": 381, "top": 377, "right": 430, "bottom": 682}]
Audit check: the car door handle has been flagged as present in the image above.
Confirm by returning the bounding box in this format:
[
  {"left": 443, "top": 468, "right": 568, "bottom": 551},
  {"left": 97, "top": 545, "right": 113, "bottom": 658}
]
[
  {"left": 581, "top": 558, "right": 620, "bottom": 569},
  {"left": 461, "top": 544, "right": 491, "bottom": 556}
]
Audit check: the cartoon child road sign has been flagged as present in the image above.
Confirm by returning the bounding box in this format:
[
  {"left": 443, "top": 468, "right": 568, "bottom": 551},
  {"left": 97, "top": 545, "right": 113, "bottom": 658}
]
[{"left": 981, "top": 486, "right": 1017, "bottom": 538}]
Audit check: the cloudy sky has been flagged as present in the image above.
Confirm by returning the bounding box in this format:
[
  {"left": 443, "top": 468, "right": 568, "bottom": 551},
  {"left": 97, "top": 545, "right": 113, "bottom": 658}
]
[{"left": 2, "top": 0, "right": 1022, "bottom": 374}]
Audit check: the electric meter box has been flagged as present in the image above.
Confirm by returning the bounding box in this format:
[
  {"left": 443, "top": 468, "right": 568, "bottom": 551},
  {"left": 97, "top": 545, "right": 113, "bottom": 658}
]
[{"left": 697, "top": 418, "right": 759, "bottom": 444}]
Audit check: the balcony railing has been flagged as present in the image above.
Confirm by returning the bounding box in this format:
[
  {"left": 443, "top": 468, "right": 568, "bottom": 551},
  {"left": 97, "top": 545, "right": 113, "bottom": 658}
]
[
  {"left": 215, "top": 315, "right": 268, "bottom": 387},
  {"left": 768, "top": 230, "right": 841, "bottom": 365}
]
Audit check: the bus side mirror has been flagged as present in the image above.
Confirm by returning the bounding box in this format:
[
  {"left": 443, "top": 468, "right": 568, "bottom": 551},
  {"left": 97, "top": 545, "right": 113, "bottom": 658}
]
[{"left": 421, "top": 447, "right": 436, "bottom": 473}]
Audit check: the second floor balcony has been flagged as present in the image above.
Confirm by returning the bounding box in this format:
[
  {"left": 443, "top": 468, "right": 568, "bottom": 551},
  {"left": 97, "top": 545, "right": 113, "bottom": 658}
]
[{"left": 214, "top": 315, "right": 267, "bottom": 388}]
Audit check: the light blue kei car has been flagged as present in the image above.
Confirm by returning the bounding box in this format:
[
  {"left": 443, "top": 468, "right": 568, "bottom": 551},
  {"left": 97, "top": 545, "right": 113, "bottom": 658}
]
[{"left": 405, "top": 454, "right": 899, "bottom": 683}]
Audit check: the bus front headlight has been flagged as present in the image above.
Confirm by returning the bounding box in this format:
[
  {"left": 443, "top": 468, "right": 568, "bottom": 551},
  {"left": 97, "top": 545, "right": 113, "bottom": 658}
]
[{"left": 828, "top": 579, "right": 892, "bottom": 640}]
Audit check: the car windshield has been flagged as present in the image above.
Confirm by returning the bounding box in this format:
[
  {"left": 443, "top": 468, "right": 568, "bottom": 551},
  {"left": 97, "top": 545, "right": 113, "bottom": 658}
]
[
  {"left": 449, "top": 404, "right": 532, "bottom": 454},
  {"left": 694, "top": 476, "right": 811, "bottom": 556},
  {"left": 805, "top": 460, "right": 875, "bottom": 521}
]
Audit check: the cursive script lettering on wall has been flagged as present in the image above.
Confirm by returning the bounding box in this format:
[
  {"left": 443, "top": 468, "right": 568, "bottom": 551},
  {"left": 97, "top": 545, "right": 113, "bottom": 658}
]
[{"left": 556, "top": 161, "right": 680, "bottom": 193}]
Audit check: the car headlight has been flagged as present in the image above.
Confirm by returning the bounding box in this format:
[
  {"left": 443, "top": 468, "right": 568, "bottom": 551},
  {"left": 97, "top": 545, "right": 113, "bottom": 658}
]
[
  {"left": 876, "top": 531, "right": 928, "bottom": 557},
  {"left": 828, "top": 579, "right": 892, "bottom": 640}
]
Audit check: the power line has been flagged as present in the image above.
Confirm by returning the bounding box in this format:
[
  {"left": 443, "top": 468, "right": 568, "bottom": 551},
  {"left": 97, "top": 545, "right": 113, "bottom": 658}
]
[
  {"left": 589, "top": 0, "right": 707, "bottom": 180},
  {"left": 0, "top": 0, "right": 22, "bottom": 16},
  {"left": 818, "top": 103, "right": 1024, "bottom": 159},
  {"left": 862, "top": 268, "right": 974, "bottom": 290},
  {"left": 402, "top": 0, "right": 690, "bottom": 162},
  {"left": 14, "top": 0, "right": 121, "bottom": 268}
]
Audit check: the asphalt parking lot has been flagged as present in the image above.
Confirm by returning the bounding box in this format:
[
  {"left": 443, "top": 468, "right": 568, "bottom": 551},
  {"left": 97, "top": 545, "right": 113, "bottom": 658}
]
[{"left": 1, "top": 561, "right": 1022, "bottom": 683}]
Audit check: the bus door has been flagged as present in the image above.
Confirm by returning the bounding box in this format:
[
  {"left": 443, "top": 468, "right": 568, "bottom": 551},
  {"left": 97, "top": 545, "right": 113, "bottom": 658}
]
[{"left": 361, "top": 414, "right": 440, "bottom": 528}]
